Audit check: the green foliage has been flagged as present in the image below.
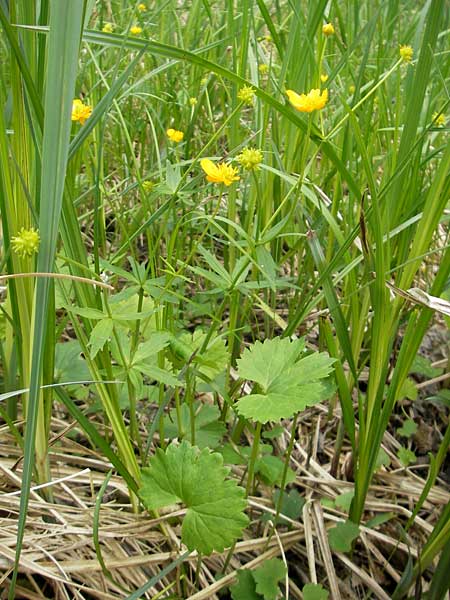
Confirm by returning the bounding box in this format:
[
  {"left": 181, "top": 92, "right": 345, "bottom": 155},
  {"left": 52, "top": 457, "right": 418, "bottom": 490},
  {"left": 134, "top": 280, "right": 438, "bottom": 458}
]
[
  {"left": 397, "top": 419, "right": 418, "bottom": 438},
  {"left": 163, "top": 401, "right": 226, "bottom": 448},
  {"left": 302, "top": 583, "right": 329, "bottom": 600},
  {"left": 231, "top": 571, "right": 260, "bottom": 600},
  {"left": 140, "top": 441, "right": 248, "bottom": 554},
  {"left": 236, "top": 338, "right": 335, "bottom": 423},
  {"left": 398, "top": 447, "right": 417, "bottom": 467},
  {"left": 253, "top": 558, "right": 287, "bottom": 600},
  {"left": 256, "top": 455, "right": 296, "bottom": 487},
  {"left": 328, "top": 520, "right": 360, "bottom": 552}
]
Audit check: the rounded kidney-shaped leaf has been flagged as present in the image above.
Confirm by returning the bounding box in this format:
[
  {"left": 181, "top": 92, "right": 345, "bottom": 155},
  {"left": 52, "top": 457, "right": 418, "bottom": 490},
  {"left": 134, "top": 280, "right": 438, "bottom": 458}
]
[{"left": 140, "top": 441, "right": 248, "bottom": 555}]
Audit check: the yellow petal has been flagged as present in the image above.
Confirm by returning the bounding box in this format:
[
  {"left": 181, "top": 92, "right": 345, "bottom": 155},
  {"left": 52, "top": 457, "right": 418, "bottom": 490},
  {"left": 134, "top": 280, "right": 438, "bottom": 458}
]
[{"left": 201, "top": 159, "right": 220, "bottom": 179}]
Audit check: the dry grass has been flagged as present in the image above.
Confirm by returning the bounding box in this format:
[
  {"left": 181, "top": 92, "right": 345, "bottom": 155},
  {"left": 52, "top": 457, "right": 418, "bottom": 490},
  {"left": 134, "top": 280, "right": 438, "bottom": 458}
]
[{"left": 1, "top": 404, "right": 448, "bottom": 599}]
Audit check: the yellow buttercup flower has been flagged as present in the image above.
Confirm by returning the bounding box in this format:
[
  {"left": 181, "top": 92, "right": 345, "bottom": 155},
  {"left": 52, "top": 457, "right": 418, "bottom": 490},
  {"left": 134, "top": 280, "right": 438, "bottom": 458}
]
[
  {"left": 432, "top": 112, "right": 445, "bottom": 127},
  {"left": 320, "top": 73, "right": 328, "bottom": 83},
  {"left": 11, "top": 227, "right": 40, "bottom": 258},
  {"left": 400, "top": 45, "right": 413, "bottom": 62},
  {"left": 237, "top": 147, "right": 263, "bottom": 171},
  {"left": 137, "top": 3, "right": 146, "bottom": 11},
  {"left": 130, "top": 25, "right": 142, "bottom": 35},
  {"left": 286, "top": 88, "right": 328, "bottom": 113},
  {"left": 259, "top": 64, "right": 269, "bottom": 75},
  {"left": 322, "top": 22, "right": 335, "bottom": 36},
  {"left": 189, "top": 97, "right": 198, "bottom": 106},
  {"left": 71, "top": 99, "right": 92, "bottom": 125},
  {"left": 237, "top": 85, "right": 255, "bottom": 105},
  {"left": 166, "top": 128, "right": 184, "bottom": 143},
  {"left": 200, "top": 159, "right": 240, "bottom": 186},
  {"left": 102, "top": 23, "right": 114, "bottom": 33}
]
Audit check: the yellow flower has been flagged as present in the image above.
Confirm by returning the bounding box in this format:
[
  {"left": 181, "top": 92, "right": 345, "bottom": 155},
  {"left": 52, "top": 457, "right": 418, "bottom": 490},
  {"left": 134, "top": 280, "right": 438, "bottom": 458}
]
[
  {"left": 166, "top": 128, "right": 184, "bottom": 143},
  {"left": 237, "top": 85, "right": 255, "bottom": 105},
  {"left": 237, "top": 147, "right": 263, "bottom": 171},
  {"left": 71, "top": 99, "right": 92, "bottom": 125},
  {"left": 286, "top": 88, "right": 328, "bottom": 113},
  {"left": 320, "top": 73, "right": 328, "bottom": 83},
  {"left": 200, "top": 159, "right": 240, "bottom": 186},
  {"left": 322, "top": 22, "right": 335, "bottom": 36},
  {"left": 130, "top": 25, "right": 142, "bottom": 35},
  {"left": 349, "top": 84, "right": 356, "bottom": 94},
  {"left": 142, "top": 181, "right": 154, "bottom": 193},
  {"left": 189, "top": 97, "right": 198, "bottom": 106},
  {"left": 400, "top": 45, "right": 413, "bottom": 62},
  {"left": 137, "top": 3, "right": 146, "bottom": 11},
  {"left": 11, "top": 227, "right": 40, "bottom": 258},
  {"left": 259, "top": 64, "right": 269, "bottom": 74},
  {"left": 102, "top": 22, "right": 114, "bottom": 33},
  {"left": 432, "top": 112, "right": 445, "bottom": 127}
]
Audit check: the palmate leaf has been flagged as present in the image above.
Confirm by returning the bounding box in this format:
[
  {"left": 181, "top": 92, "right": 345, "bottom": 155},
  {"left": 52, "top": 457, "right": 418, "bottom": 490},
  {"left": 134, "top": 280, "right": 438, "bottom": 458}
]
[
  {"left": 236, "top": 338, "right": 335, "bottom": 423},
  {"left": 140, "top": 441, "right": 248, "bottom": 555}
]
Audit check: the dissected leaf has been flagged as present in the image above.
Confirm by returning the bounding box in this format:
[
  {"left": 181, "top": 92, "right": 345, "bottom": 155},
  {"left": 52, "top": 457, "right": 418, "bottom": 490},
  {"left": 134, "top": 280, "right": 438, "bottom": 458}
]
[
  {"left": 328, "top": 520, "right": 360, "bottom": 552},
  {"left": 302, "top": 583, "right": 329, "bottom": 600},
  {"left": 397, "top": 419, "right": 418, "bottom": 438},
  {"left": 253, "top": 558, "right": 287, "bottom": 600},
  {"left": 230, "top": 570, "right": 261, "bottom": 600},
  {"left": 163, "top": 402, "right": 226, "bottom": 448},
  {"left": 236, "top": 338, "right": 335, "bottom": 423},
  {"left": 140, "top": 441, "right": 248, "bottom": 554}
]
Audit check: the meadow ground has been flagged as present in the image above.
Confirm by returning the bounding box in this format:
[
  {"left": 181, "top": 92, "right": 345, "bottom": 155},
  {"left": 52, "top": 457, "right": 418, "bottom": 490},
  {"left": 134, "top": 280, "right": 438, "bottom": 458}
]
[{"left": 0, "top": 1, "right": 449, "bottom": 599}]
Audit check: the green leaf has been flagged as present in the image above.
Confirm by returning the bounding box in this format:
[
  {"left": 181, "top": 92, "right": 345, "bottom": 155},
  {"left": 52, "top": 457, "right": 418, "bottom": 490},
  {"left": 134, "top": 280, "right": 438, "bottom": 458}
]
[
  {"left": 230, "top": 570, "right": 261, "bottom": 600},
  {"left": 136, "top": 363, "right": 183, "bottom": 387},
  {"left": 397, "top": 419, "right": 418, "bottom": 438},
  {"left": 262, "top": 425, "right": 285, "bottom": 440},
  {"left": 263, "top": 489, "right": 305, "bottom": 525},
  {"left": 365, "top": 512, "right": 395, "bottom": 529},
  {"left": 237, "top": 337, "right": 305, "bottom": 390},
  {"left": 54, "top": 341, "right": 90, "bottom": 382},
  {"left": 334, "top": 491, "right": 355, "bottom": 513},
  {"left": 236, "top": 338, "right": 335, "bottom": 423},
  {"left": 140, "top": 441, "right": 248, "bottom": 554},
  {"left": 163, "top": 402, "right": 226, "bottom": 449},
  {"left": 375, "top": 448, "right": 391, "bottom": 470},
  {"left": 132, "top": 332, "right": 172, "bottom": 364},
  {"left": 89, "top": 318, "right": 113, "bottom": 359},
  {"left": 302, "top": 583, "right": 329, "bottom": 600},
  {"left": 253, "top": 558, "right": 287, "bottom": 600},
  {"left": 410, "top": 354, "right": 443, "bottom": 378},
  {"left": 399, "top": 378, "right": 418, "bottom": 401},
  {"left": 328, "top": 520, "right": 360, "bottom": 553},
  {"left": 256, "top": 455, "right": 296, "bottom": 487},
  {"left": 398, "top": 447, "right": 416, "bottom": 467}
]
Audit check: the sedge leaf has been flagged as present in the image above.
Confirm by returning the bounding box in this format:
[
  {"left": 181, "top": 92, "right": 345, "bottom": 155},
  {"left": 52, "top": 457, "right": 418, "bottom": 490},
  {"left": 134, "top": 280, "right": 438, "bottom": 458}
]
[{"left": 140, "top": 441, "right": 248, "bottom": 554}]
